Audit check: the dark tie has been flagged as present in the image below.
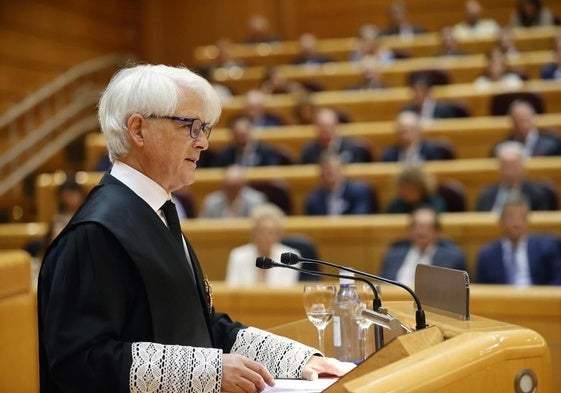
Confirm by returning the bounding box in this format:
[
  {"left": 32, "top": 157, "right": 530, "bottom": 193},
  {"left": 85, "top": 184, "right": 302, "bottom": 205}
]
[
  {"left": 161, "top": 199, "right": 195, "bottom": 281},
  {"left": 161, "top": 199, "right": 184, "bottom": 250}
]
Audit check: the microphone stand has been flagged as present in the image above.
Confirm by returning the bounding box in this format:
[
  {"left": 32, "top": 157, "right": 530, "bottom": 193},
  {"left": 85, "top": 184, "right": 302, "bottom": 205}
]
[
  {"left": 281, "top": 252, "right": 428, "bottom": 331},
  {"left": 256, "top": 257, "right": 385, "bottom": 351}
]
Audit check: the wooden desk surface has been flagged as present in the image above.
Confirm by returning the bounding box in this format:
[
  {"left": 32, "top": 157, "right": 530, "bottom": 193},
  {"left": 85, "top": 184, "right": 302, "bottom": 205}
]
[
  {"left": 195, "top": 26, "right": 561, "bottom": 67},
  {"left": 37, "top": 157, "right": 561, "bottom": 220},
  {"left": 213, "top": 283, "right": 560, "bottom": 390},
  {"left": 217, "top": 79, "right": 561, "bottom": 126},
  {"left": 85, "top": 114, "right": 561, "bottom": 169},
  {"left": 212, "top": 51, "right": 553, "bottom": 94}
]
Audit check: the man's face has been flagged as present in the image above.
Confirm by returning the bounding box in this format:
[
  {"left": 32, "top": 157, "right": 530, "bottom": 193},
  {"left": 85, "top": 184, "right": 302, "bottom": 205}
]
[
  {"left": 500, "top": 204, "right": 529, "bottom": 242},
  {"left": 510, "top": 105, "right": 535, "bottom": 138},
  {"left": 316, "top": 113, "right": 337, "bottom": 147},
  {"left": 409, "top": 209, "right": 438, "bottom": 250},
  {"left": 231, "top": 118, "right": 252, "bottom": 147},
  {"left": 140, "top": 89, "right": 209, "bottom": 193},
  {"left": 396, "top": 114, "right": 420, "bottom": 147},
  {"left": 499, "top": 151, "right": 524, "bottom": 187}
]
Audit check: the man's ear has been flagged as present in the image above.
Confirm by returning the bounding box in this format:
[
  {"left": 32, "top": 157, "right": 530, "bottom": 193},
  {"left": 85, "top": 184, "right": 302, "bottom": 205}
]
[{"left": 127, "top": 114, "right": 145, "bottom": 146}]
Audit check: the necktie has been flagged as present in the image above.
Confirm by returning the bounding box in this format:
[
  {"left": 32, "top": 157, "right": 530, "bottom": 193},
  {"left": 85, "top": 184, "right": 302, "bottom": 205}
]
[
  {"left": 161, "top": 199, "right": 183, "bottom": 248},
  {"left": 507, "top": 245, "right": 518, "bottom": 285},
  {"left": 161, "top": 199, "right": 195, "bottom": 281}
]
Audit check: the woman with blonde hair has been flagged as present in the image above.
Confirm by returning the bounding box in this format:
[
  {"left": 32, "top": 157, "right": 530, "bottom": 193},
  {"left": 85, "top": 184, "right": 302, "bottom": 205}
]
[{"left": 225, "top": 203, "right": 301, "bottom": 286}]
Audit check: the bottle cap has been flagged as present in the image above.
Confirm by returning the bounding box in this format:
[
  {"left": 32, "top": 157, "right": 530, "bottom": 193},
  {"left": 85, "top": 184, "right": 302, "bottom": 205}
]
[{"left": 339, "top": 270, "right": 355, "bottom": 286}]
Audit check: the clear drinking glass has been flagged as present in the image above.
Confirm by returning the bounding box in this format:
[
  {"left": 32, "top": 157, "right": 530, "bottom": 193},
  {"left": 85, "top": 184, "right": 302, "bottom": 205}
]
[
  {"left": 303, "top": 283, "right": 336, "bottom": 354},
  {"left": 354, "top": 283, "right": 376, "bottom": 361}
]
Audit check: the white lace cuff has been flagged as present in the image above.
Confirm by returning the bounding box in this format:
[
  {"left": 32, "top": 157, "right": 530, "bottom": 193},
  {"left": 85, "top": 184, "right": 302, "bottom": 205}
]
[
  {"left": 129, "top": 342, "right": 222, "bottom": 393},
  {"left": 230, "top": 327, "right": 319, "bottom": 379}
]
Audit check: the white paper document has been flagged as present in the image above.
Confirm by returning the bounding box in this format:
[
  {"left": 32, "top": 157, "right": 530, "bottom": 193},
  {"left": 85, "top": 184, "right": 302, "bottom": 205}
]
[{"left": 262, "top": 378, "right": 338, "bottom": 392}]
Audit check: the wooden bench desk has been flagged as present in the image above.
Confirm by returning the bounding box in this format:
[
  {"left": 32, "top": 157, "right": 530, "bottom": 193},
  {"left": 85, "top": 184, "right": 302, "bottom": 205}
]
[
  {"left": 217, "top": 79, "right": 561, "bottom": 126},
  {"left": 212, "top": 51, "right": 554, "bottom": 94},
  {"left": 37, "top": 157, "right": 561, "bottom": 221},
  {"left": 85, "top": 114, "right": 561, "bottom": 169},
  {"left": 195, "top": 26, "right": 561, "bottom": 67}
]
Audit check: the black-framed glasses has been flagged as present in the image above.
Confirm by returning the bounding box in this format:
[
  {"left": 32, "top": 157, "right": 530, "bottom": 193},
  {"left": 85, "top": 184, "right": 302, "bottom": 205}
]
[{"left": 149, "top": 115, "right": 213, "bottom": 140}]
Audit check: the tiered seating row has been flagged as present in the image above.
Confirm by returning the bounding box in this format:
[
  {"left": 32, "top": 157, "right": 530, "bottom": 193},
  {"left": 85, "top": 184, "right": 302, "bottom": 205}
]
[
  {"left": 212, "top": 51, "right": 554, "bottom": 94},
  {"left": 217, "top": 80, "right": 561, "bottom": 126},
  {"left": 36, "top": 157, "right": 561, "bottom": 220},
  {"left": 195, "top": 26, "right": 561, "bottom": 67},
  {"left": 85, "top": 114, "right": 561, "bottom": 169}
]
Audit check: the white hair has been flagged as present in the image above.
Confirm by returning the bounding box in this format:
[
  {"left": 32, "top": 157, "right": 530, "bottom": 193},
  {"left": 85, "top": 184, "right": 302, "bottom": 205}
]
[{"left": 97, "top": 64, "right": 222, "bottom": 162}]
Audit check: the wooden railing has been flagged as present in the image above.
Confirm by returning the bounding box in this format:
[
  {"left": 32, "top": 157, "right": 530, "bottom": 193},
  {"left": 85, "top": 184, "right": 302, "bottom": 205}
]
[{"left": 0, "top": 53, "right": 133, "bottom": 215}]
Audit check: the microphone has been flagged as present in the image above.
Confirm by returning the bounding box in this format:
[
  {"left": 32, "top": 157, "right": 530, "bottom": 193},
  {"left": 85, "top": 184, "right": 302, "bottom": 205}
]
[
  {"left": 280, "top": 252, "right": 428, "bottom": 331},
  {"left": 256, "top": 256, "right": 386, "bottom": 351}
]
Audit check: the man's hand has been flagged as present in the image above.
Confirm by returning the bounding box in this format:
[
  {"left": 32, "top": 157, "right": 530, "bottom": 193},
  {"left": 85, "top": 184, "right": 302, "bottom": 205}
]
[
  {"left": 221, "top": 354, "right": 275, "bottom": 393},
  {"left": 302, "top": 356, "right": 356, "bottom": 381}
]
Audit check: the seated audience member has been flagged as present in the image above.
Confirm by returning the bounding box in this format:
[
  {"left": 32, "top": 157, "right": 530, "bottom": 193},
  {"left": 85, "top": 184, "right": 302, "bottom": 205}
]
[
  {"left": 260, "top": 66, "right": 304, "bottom": 95},
  {"left": 346, "top": 55, "right": 387, "bottom": 90},
  {"left": 477, "top": 141, "right": 552, "bottom": 212},
  {"left": 453, "top": 0, "right": 501, "bottom": 40},
  {"left": 213, "top": 114, "right": 288, "bottom": 167},
  {"left": 226, "top": 203, "right": 301, "bottom": 286},
  {"left": 380, "top": 206, "right": 467, "bottom": 286},
  {"left": 379, "top": 0, "right": 426, "bottom": 39},
  {"left": 382, "top": 111, "right": 455, "bottom": 163},
  {"left": 474, "top": 47, "right": 524, "bottom": 90},
  {"left": 305, "top": 153, "right": 376, "bottom": 216},
  {"left": 497, "top": 27, "right": 520, "bottom": 60},
  {"left": 243, "top": 14, "right": 281, "bottom": 43},
  {"left": 436, "top": 26, "right": 467, "bottom": 57},
  {"left": 401, "top": 76, "right": 469, "bottom": 121},
  {"left": 349, "top": 24, "right": 397, "bottom": 64},
  {"left": 385, "top": 166, "right": 447, "bottom": 214},
  {"left": 211, "top": 38, "right": 246, "bottom": 69},
  {"left": 301, "top": 108, "right": 372, "bottom": 164},
  {"left": 292, "top": 33, "right": 333, "bottom": 65},
  {"left": 200, "top": 165, "right": 267, "bottom": 218},
  {"left": 293, "top": 92, "right": 318, "bottom": 125},
  {"left": 242, "top": 89, "right": 285, "bottom": 128},
  {"left": 25, "top": 174, "right": 87, "bottom": 265},
  {"left": 509, "top": 0, "right": 559, "bottom": 28},
  {"left": 540, "top": 34, "right": 561, "bottom": 80},
  {"left": 476, "top": 193, "right": 561, "bottom": 285},
  {"left": 493, "top": 99, "right": 561, "bottom": 157}
]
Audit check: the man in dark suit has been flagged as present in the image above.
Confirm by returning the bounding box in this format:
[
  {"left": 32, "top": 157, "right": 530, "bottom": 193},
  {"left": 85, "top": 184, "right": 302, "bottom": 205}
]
[
  {"left": 305, "top": 153, "right": 376, "bottom": 215},
  {"left": 380, "top": 206, "right": 466, "bottom": 286},
  {"left": 400, "top": 76, "right": 468, "bottom": 121},
  {"left": 539, "top": 31, "right": 561, "bottom": 80},
  {"left": 242, "top": 89, "right": 285, "bottom": 128},
  {"left": 213, "top": 114, "right": 288, "bottom": 167},
  {"left": 300, "top": 108, "right": 372, "bottom": 164},
  {"left": 292, "top": 33, "right": 333, "bottom": 65},
  {"left": 381, "top": 110, "right": 454, "bottom": 163},
  {"left": 492, "top": 99, "right": 561, "bottom": 157},
  {"left": 476, "top": 194, "right": 561, "bottom": 285},
  {"left": 37, "top": 64, "right": 351, "bottom": 393},
  {"left": 379, "top": 1, "right": 426, "bottom": 38},
  {"left": 477, "top": 141, "right": 552, "bottom": 212}
]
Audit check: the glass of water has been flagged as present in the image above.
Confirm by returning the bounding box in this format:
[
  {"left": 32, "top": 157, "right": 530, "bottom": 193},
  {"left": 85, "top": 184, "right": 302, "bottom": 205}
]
[{"left": 303, "top": 283, "right": 336, "bottom": 354}]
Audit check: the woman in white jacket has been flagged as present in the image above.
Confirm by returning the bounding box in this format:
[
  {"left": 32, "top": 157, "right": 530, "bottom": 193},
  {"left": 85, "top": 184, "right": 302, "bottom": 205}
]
[{"left": 226, "top": 203, "right": 301, "bottom": 286}]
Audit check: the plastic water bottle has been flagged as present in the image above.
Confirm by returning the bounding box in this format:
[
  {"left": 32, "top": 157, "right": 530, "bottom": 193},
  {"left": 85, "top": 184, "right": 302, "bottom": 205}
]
[{"left": 332, "top": 273, "right": 362, "bottom": 363}]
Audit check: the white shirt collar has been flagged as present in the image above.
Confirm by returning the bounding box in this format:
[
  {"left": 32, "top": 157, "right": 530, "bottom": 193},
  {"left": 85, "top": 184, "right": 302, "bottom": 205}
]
[{"left": 110, "top": 161, "right": 170, "bottom": 213}]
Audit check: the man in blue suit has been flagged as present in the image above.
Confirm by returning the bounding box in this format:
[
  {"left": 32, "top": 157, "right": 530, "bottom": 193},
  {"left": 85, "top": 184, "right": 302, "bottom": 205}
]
[
  {"left": 304, "top": 153, "right": 376, "bottom": 215},
  {"left": 381, "top": 111, "right": 454, "bottom": 163},
  {"left": 476, "top": 193, "right": 561, "bottom": 285},
  {"left": 380, "top": 206, "right": 466, "bottom": 286}
]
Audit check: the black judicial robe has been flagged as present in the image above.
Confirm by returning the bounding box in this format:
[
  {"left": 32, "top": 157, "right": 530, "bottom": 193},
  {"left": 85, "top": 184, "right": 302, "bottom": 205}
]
[{"left": 38, "top": 174, "right": 244, "bottom": 393}]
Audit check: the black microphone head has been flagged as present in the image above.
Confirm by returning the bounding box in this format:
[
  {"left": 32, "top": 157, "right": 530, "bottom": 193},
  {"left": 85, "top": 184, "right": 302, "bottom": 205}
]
[
  {"left": 255, "top": 257, "right": 274, "bottom": 269},
  {"left": 280, "top": 252, "right": 300, "bottom": 265}
]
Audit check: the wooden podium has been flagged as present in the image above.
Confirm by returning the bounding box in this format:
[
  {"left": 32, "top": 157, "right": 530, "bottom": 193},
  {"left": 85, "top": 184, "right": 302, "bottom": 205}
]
[{"left": 269, "top": 301, "right": 552, "bottom": 392}]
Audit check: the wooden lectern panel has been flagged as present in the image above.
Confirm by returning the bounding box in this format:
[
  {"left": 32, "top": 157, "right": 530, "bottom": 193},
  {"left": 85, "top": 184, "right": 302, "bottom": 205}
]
[{"left": 270, "top": 301, "right": 552, "bottom": 393}]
